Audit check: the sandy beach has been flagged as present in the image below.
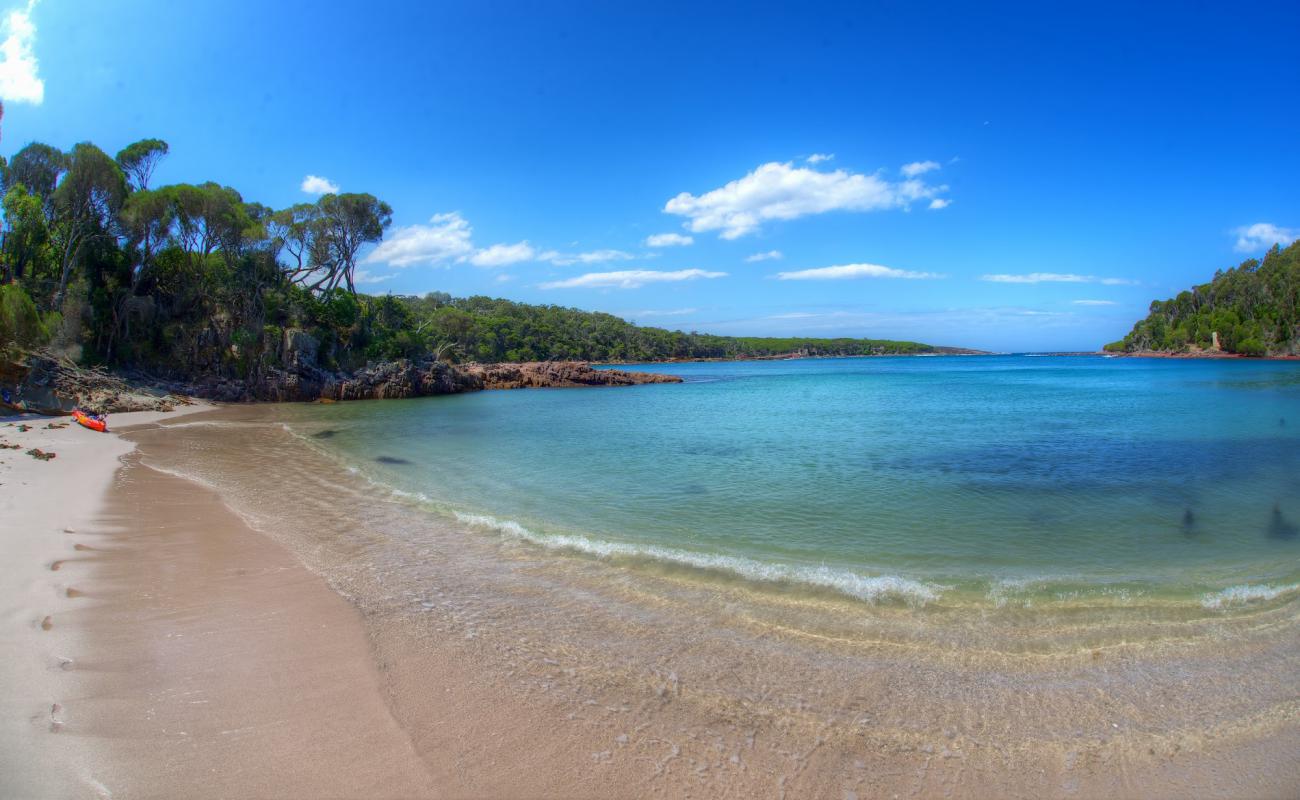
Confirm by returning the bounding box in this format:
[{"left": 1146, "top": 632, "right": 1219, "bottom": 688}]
[
  {"left": 3, "top": 402, "right": 1298, "bottom": 799},
  {"left": 0, "top": 408, "right": 435, "bottom": 798}
]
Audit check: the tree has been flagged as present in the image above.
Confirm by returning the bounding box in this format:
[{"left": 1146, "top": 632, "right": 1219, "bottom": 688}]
[
  {"left": 5, "top": 142, "right": 66, "bottom": 213},
  {"left": 274, "top": 193, "right": 391, "bottom": 294},
  {"left": 118, "top": 188, "right": 174, "bottom": 288},
  {"left": 115, "top": 138, "right": 169, "bottom": 192},
  {"left": 50, "top": 143, "right": 127, "bottom": 306},
  {"left": 268, "top": 202, "right": 326, "bottom": 283},
  {"left": 313, "top": 193, "right": 392, "bottom": 293},
  {"left": 2, "top": 184, "right": 50, "bottom": 283}
]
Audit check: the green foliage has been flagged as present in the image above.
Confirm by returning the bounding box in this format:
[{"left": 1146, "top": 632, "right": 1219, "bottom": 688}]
[
  {"left": 0, "top": 283, "right": 49, "bottom": 348},
  {"left": 0, "top": 133, "right": 941, "bottom": 384},
  {"left": 392, "top": 294, "right": 938, "bottom": 364},
  {"left": 1111, "top": 240, "right": 1300, "bottom": 356}
]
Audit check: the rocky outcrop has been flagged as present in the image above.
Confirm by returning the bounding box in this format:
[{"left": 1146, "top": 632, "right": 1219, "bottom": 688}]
[
  {"left": 1, "top": 348, "right": 680, "bottom": 416},
  {"left": 463, "top": 361, "right": 682, "bottom": 389},
  {"left": 329, "top": 359, "right": 482, "bottom": 400},
  {"left": 0, "top": 351, "right": 185, "bottom": 415}
]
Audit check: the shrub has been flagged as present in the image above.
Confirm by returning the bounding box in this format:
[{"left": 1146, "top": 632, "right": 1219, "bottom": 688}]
[{"left": 0, "top": 283, "right": 49, "bottom": 348}]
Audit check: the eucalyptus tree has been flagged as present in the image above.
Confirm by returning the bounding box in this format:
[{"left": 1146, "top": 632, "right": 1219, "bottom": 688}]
[
  {"left": 5, "top": 142, "right": 65, "bottom": 214},
  {"left": 50, "top": 143, "right": 127, "bottom": 307},
  {"left": 314, "top": 193, "right": 392, "bottom": 293},
  {"left": 118, "top": 188, "right": 174, "bottom": 289},
  {"left": 115, "top": 138, "right": 169, "bottom": 192},
  {"left": 268, "top": 202, "right": 326, "bottom": 283},
  {"left": 272, "top": 193, "right": 391, "bottom": 294},
  {"left": 2, "top": 183, "right": 50, "bottom": 283}
]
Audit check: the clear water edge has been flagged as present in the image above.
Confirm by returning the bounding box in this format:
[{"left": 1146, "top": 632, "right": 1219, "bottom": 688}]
[{"left": 270, "top": 355, "right": 1300, "bottom": 618}]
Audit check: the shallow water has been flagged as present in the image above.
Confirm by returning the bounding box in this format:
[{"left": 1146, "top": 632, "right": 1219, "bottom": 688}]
[
  {"left": 128, "top": 357, "right": 1300, "bottom": 795},
  {"left": 282, "top": 355, "right": 1300, "bottom": 613}
]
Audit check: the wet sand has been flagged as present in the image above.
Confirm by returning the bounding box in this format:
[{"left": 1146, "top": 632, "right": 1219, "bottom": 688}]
[{"left": 4, "top": 405, "right": 1299, "bottom": 798}]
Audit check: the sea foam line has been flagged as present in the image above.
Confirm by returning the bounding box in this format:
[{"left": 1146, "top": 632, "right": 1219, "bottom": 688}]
[
  {"left": 453, "top": 512, "right": 943, "bottom": 606},
  {"left": 1201, "top": 583, "right": 1300, "bottom": 610}
]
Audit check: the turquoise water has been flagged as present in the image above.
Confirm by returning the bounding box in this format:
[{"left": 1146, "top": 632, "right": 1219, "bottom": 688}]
[{"left": 286, "top": 356, "right": 1300, "bottom": 609}]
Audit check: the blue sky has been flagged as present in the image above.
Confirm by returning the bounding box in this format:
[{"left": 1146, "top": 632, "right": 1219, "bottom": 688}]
[{"left": 2, "top": 0, "right": 1297, "bottom": 351}]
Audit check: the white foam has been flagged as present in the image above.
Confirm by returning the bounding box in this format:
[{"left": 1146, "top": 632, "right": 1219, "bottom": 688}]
[
  {"left": 1201, "top": 583, "right": 1300, "bottom": 610},
  {"left": 453, "top": 512, "right": 943, "bottom": 606}
]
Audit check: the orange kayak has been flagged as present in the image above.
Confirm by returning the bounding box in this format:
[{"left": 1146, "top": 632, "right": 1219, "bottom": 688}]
[{"left": 72, "top": 409, "right": 108, "bottom": 433}]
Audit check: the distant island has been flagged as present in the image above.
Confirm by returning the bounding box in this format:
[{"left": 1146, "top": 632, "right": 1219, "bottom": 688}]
[
  {"left": 1105, "top": 239, "right": 1299, "bottom": 358},
  {"left": 0, "top": 136, "right": 975, "bottom": 410}
]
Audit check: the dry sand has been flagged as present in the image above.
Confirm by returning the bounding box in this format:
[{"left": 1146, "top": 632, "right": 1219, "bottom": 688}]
[{"left": 0, "top": 409, "right": 435, "bottom": 798}]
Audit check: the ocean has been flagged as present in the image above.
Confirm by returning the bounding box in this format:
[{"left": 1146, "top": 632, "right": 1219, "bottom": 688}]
[{"left": 280, "top": 355, "right": 1300, "bottom": 614}]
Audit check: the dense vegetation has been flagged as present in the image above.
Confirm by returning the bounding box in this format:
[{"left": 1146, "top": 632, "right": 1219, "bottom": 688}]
[
  {"left": 0, "top": 134, "right": 942, "bottom": 382},
  {"left": 1105, "top": 240, "right": 1300, "bottom": 356}
]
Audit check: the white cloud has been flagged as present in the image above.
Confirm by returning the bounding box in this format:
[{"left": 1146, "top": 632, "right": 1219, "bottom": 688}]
[
  {"left": 775, "top": 262, "right": 943, "bottom": 281},
  {"left": 626, "top": 307, "right": 697, "bottom": 317},
  {"left": 644, "top": 232, "right": 694, "bottom": 247},
  {"left": 1234, "top": 222, "right": 1299, "bottom": 253},
  {"left": 664, "top": 161, "right": 948, "bottom": 239},
  {"left": 470, "top": 241, "right": 536, "bottom": 267},
  {"left": 901, "top": 160, "right": 941, "bottom": 178},
  {"left": 0, "top": 0, "right": 42, "bottom": 104},
  {"left": 745, "top": 250, "right": 783, "bottom": 262},
  {"left": 1073, "top": 299, "right": 1117, "bottom": 306},
  {"left": 805, "top": 153, "right": 835, "bottom": 164},
  {"left": 353, "top": 270, "right": 393, "bottom": 285},
  {"left": 540, "top": 268, "right": 726, "bottom": 290},
  {"left": 493, "top": 274, "right": 512, "bottom": 284},
  {"left": 300, "top": 174, "right": 340, "bottom": 195},
  {"left": 983, "top": 272, "right": 1090, "bottom": 284},
  {"left": 981, "top": 273, "right": 1138, "bottom": 286},
  {"left": 928, "top": 198, "right": 951, "bottom": 210},
  {"left": 540, "top": 248, "right": 636, "bottom": 265},
  {"left": 364, "top": 211, "right": 474, "bottom": 268}
]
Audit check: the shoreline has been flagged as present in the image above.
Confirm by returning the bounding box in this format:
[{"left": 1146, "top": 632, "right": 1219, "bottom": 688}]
[
  {"left": 5, "top": 400, "right": 1299, "bottom": 797},
  {"left": 0, "top": 406, "right": 437, "bottom": 798}
]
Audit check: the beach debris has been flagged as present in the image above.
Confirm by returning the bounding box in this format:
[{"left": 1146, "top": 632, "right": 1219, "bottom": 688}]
[
  {"left": 45, "top": 422, "right": 69, "bottom": 429},
  {"left": 0, "top": 441, "right": 21, "bottom": 449},
  {"left": 25, "top": 448, "right": 56, "bottom": 461},
  {"left": 312, "top": 429, "right": 339, "bottom": 438},
  {"left": 17, "top": 423, "right": 31, "bottom": 432}
]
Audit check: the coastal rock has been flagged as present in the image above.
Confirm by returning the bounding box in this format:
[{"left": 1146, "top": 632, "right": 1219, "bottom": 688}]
[
  {"left": 0, "top": 350, "right": 182, "bottom": 415},
  {"left": 463, "top": 361, "right": 682, "bottom": 390},
  {"left": 328, "top": 359, "right": 481, "bottom": 401},
  {"left": 1, "top": 349, "right": 680, "bottom": 413}
]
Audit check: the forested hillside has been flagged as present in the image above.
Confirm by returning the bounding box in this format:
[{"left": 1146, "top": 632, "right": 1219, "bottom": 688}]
[
  {"left": 1105, "top": 240, "right": 1300, "bottom": 356},
  {"left": 0, "top": 135, "right": 949, "bottom": 384}
]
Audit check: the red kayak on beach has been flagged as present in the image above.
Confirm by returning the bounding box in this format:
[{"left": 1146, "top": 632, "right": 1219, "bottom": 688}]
[{"left": 72, "top": 409, "right": 108, "bottom": 433}]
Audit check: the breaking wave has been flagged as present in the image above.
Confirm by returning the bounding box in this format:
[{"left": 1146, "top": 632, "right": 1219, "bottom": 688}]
[
  {"left": 453, "top": 512, "right": 944, "bottom": 606},
  {"left": 1201, "top": 583, "right": 1300, "bottom": 610}
]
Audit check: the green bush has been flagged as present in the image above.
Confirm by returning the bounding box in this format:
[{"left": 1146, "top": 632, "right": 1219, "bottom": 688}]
[
  {"left": 1236, "top": 337, "right": 1266, "bottom": 357},
  {"left": 0, "top": 283, "right": 49, "bottom": 348}
]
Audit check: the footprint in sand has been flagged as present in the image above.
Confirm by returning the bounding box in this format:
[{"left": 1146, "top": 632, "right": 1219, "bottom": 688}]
[
  {"left": 73, "top": 544, "right": 94, "bottom": 551},
  {"left": 50, "top": 560, "right": 63, "bottom": 571},
  {"left": 40, "top": 616, "right": 52, "bottom": 631},
  {"left": 65, "top": 588, "right": 83, "bottom": 598},
  {"left": 49, "top": 703, "right": 63, "bottom": 733}
]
